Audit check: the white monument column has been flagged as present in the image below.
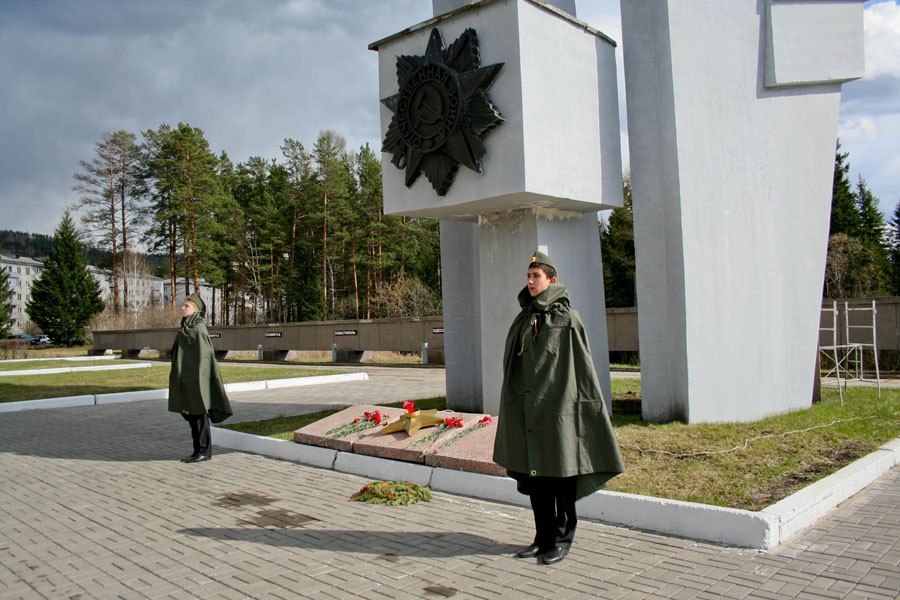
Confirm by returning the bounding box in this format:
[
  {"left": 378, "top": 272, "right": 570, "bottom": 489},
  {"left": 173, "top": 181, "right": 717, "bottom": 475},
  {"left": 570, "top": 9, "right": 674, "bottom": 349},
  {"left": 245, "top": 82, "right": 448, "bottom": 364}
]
[
  {"left": 372, "top": 0, "right": 623, "bottom": 415},
  {"left": 621, "top": 0, "right": 865, "bottom": 423}
]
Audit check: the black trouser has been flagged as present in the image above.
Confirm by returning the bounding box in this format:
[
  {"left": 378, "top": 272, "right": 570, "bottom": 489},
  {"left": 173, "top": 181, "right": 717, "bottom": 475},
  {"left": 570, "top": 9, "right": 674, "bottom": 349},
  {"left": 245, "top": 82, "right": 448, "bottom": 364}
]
[
  {"left": 183, "top": 413, "right": 211, "bottom": 457},
  {"left": 528, "top": 476, "right": 578, "bottom": 552}
]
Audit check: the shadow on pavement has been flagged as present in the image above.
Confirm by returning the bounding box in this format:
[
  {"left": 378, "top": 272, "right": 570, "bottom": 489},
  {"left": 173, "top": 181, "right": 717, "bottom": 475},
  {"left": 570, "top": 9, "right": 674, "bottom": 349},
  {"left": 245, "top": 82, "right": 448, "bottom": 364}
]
[{"left": 180, "top": 527, "right": 518, "bottom": 558}]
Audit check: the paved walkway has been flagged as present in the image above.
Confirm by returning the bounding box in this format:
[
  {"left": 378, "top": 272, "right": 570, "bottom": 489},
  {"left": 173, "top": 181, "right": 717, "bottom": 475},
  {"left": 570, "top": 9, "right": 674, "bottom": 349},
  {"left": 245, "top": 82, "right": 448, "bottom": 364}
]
[{"left": 1, "top": 366, "right": 898, "bottom": 599}]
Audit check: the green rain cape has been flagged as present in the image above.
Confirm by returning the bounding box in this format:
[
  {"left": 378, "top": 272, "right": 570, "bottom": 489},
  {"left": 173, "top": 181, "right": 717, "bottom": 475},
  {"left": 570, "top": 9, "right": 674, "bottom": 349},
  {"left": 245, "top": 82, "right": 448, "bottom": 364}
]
[
  {"left": 167, "top": 303, "right": 232, "bottom": 423},
  {"left": 493, "top": 283, "right": 624, "bottom": 499}
]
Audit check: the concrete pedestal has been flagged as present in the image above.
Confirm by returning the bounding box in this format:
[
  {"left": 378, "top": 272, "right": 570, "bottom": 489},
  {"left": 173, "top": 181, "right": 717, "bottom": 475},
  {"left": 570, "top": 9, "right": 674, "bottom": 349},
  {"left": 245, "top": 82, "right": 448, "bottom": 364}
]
[{"left": 373, "top": 0, "right": 623, "bottom": 415}]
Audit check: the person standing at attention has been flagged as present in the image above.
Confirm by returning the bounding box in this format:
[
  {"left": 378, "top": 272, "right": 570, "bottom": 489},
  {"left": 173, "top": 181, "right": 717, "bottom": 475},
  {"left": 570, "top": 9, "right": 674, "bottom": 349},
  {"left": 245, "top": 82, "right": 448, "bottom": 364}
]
[
  {"left": 168, "top": 292, "right": 233, "bottom": 463},
  {"left": 493, "top": 250, "right": 624, "bottom": 565}
]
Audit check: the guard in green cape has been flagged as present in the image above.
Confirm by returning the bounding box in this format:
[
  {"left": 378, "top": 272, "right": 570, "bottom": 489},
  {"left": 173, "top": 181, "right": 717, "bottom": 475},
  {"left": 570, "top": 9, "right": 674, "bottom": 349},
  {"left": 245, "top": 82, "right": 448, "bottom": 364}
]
[
  {"left": 168, "top": 292, "right": 232, "bottom": 463},
  {"left": 493, "top": 250, "right": 624, "bottom": 565}
]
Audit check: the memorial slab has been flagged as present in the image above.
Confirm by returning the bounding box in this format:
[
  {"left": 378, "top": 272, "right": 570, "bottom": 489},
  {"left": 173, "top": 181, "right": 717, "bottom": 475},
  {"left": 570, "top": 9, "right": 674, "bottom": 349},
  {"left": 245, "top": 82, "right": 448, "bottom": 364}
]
[{"left": 293, "top": 406, "right": 506, "bottom": 476}]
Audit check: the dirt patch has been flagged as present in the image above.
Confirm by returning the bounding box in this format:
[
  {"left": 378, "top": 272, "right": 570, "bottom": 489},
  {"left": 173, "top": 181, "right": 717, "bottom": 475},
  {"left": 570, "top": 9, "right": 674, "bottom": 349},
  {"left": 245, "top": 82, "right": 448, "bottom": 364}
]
[{"left": 745, "top": 440, "right": 873, "bottom": 511}]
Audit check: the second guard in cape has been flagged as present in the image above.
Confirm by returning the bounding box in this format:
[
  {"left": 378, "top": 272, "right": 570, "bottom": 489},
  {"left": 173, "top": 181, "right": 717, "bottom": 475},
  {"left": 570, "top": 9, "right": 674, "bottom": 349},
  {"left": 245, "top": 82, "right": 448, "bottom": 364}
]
[{"left": 493, "top": 250, "right": 624, "bottom": 565}]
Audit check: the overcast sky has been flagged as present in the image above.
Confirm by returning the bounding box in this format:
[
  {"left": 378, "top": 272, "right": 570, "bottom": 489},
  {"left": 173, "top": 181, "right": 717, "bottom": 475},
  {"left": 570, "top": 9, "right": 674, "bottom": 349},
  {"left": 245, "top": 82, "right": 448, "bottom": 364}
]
[{"left": 0, "top": 0, "right": 897, "bottom": 236}]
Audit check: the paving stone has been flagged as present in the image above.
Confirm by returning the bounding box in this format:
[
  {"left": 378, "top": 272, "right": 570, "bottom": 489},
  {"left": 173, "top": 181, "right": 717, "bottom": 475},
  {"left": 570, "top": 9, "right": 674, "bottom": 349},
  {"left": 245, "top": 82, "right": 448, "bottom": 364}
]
[{"left": 0, "top": 366, "right": 898, "bottom": 599}]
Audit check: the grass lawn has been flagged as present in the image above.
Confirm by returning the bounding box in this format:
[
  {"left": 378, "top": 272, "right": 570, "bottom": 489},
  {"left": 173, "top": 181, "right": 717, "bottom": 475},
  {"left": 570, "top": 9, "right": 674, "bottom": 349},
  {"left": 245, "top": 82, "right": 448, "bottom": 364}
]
[
  {"left": 223, "top": 380, "right": 899, "bottom": 511},
  {"left": 0, "top": 365, "right": 342, "bottom": 403}
]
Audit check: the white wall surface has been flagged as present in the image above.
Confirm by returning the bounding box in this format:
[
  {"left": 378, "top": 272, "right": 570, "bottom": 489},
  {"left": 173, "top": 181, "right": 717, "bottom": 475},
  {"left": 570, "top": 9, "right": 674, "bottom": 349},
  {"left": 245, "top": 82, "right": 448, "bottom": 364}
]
[{"left": 623, "top": 0, "right": 863, "bottom": 423}]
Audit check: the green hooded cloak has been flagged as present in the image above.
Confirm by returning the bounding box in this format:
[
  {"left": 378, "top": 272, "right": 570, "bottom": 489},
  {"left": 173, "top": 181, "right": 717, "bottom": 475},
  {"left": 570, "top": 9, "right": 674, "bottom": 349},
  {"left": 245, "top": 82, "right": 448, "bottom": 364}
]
[
  {"left": 168, "top": 295, "right": 232, "bottom": 423},
  {"left": 493, "top": 283, "right": 624, "bottom": 499}
]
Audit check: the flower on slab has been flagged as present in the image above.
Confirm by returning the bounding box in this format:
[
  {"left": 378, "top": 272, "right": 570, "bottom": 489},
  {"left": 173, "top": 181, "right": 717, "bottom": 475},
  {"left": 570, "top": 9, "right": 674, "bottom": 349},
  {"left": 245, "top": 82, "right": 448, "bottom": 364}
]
[
  {"left": 434, "top": 414, "right": 495, "bottom": 453},
  {"left": 406, "top": 414, "right": 465, "bottom": 450},
  {"left": 324, "top": 410, "right": 385, "bottom": 439}
]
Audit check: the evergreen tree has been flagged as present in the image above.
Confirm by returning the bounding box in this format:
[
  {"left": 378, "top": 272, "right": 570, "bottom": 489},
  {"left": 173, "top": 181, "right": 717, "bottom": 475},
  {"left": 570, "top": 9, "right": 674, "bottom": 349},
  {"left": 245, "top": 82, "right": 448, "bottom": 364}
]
[
  {"left": 141, "top": 123, "right": 232, "bottom": 303},
  {"left": 27, "top": 212, "right": 104, "bottom": 346},
  {"left": 829, "top": 140, "right": 861, "bottom": 237},
  {"left": 0, "top": 266, "right": 12, "bottom": 337},
  {"left": 856, "top": 176, "right": 885, "bottom": 245},
  {"left": 855, "top": 176, "right": 890, "bottom": 292},
  {"left": 280, "top": 138, "right": 322, "bottom": 323},
  {"left": 889, "top": 199, "right": 900, "bottom": 295},
  {"left": 312, "top": 130, "right": 354, "bottom": 315},
  {"left": 600, "top": 172, "right": 636, "bottom": 308}
]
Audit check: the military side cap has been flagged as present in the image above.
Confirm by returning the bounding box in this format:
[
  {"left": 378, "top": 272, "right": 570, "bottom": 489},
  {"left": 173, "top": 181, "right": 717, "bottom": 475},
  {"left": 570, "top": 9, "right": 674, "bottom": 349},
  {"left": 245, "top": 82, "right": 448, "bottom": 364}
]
[
  {"left": 187, "top": 292, "right": 206, "bottom": 315},
  {"left": 529, "top": 250, "right": 556, "bottom": 271}
]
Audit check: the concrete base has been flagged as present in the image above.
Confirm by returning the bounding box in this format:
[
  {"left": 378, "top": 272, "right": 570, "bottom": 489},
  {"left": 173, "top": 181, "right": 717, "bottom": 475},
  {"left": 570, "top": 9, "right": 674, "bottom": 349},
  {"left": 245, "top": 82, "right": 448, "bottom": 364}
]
[
  {"left": 442, "top": 209, "right": 614, "bottom": 417},
  {"left": 333, "top": 350, "right": 372, "bottom": 363}
]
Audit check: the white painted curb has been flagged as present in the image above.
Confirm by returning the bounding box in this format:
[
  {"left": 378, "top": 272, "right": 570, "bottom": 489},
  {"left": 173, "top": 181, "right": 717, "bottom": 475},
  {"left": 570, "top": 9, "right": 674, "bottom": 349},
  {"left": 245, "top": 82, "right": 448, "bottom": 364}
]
[
  {"left": 266, "top": 372, "right": 368, "bottom": 388},
  {"left": 210, "top": 425, "right": 900, "bottom": 550},
  {"left": 0, "top": 355, "right": 120, "bottom": 364},
  {"left": 0, "top": 363, "right": 153, "bottom": 377},
  {"left": 0, "top": 372, "right": 369, "bottom": 412},
  {"left": 0, "top": 395, "right": 95, "bottom": 413},
  {"left": 211, "top": 427, "right": 338, "bottom": 469},
  {"left": 762, "top": 438, "right": 900, "bottom": 545},
  {"left": 333, "top": 451, "right": 433, "bottom": 487},
  {"left": 223, "top": 380, "right": 268, "bottom": 393},
  {"left": 96, "top": 389, "right": 168, "bottom": 405},
  {"left": 578, "top": 490, "right": 775, "bottom": 549}
]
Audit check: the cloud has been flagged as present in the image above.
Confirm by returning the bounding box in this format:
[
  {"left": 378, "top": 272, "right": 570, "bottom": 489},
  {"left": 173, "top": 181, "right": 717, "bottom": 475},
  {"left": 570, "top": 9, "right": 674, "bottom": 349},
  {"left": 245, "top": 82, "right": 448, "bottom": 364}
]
[
  {"left": 0, "top": 1, "right": 896, "bottom": 236},
  {"left": 839, "top": 1, "right": 900, "bottom": 212}
]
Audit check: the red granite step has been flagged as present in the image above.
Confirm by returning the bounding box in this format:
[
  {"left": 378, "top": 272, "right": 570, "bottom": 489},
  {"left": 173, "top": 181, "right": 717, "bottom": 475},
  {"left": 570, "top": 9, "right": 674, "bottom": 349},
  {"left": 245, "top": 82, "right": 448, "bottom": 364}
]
[{"left": 293, "top": 405, "right": 506, "bottom": 476}]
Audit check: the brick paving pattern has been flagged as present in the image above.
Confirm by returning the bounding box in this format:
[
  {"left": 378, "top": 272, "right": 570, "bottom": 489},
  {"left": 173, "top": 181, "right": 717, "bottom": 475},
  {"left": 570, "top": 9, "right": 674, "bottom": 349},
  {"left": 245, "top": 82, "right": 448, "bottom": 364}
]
[{"left": 1, "top": 366, "right": 897, "bottom": 599}]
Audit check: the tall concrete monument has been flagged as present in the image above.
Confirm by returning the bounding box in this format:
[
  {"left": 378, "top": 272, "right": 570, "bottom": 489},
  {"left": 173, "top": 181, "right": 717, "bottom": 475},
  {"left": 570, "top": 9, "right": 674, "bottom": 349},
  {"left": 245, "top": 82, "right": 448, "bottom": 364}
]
[
  {"left": 370, "top": 0, "right": 623, "bottom": 415},
  {"left": 621, "top": 0, "right": 866, "bottom": 423}
]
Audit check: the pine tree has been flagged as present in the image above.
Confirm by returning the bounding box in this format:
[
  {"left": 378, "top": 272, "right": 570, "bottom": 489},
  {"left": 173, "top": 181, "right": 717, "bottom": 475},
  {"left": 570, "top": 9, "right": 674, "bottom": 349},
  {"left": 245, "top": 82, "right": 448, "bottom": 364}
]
[
  {"left": 856, "top": 176, "right": 886, "bottom": 247},
  {"left": 72, "top": 130, "right": 144, "bottom": 314},
  {"left": 141, "top": 123, "right": 231, "bottom": 303},
  {"left": 829, "top": 141, "right": 861, "bottom": 237},
  {"left": 0, "top": 266, "right": 12, "bottom": 337},
  {"left": 889, "top": 199, "right": 900, "bottom": 295},
  {"left": 27, "top": 212, "right": 105, "bottom": 346},
  {"left": 600, "top": 172, "right": 636, "bottom": 308}
]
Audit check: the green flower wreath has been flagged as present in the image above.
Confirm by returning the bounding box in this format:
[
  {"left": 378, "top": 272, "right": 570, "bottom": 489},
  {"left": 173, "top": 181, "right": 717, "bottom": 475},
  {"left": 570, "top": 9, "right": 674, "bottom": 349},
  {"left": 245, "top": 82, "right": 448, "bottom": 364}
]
[{"left": 351, "top": 481, "right": 432, "bottom": 505}]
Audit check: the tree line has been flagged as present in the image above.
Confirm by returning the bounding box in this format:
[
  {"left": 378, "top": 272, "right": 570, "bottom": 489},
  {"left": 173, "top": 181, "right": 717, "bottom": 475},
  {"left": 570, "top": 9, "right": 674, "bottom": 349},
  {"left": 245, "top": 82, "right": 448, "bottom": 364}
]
[
  {"left": 600, "top": 142, "right": 900, "bottom": 307},
  {"left": 70, "top": 125, "right": 441, "bottom": 325}
]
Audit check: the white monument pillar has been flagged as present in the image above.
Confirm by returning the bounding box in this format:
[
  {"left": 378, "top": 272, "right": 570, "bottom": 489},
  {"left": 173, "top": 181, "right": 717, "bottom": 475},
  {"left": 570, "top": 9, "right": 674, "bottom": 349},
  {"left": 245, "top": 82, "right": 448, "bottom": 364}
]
[
  {"left": 621, "top": 0, "right": 865, "bottom": 423},
  {"left": 371, "top": 0, "right": 623, "bottom": 415}
]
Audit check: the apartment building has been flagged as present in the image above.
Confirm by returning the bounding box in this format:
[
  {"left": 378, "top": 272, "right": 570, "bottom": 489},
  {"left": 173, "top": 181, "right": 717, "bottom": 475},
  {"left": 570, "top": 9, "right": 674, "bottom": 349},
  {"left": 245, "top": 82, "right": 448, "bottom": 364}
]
[
  {"left": 2, "top": 253, "right": 217, "bottom": 333},
  {"left": 0, "top": 254, "right": 43, "bottom": 333}
]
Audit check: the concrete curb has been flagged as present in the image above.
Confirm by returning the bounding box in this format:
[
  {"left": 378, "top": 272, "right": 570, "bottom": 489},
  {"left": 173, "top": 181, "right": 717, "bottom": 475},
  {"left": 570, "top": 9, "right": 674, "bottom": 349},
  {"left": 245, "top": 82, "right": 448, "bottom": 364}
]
[
  {"left": 0, "top": 372, "right": 369, "bottom": 412},
  {"left": 0, "top": 395, "right": 96, "bottom": 413},
  {"left": 0, "top": 355, "right": 119, "bottom": 364},
  {"left": 0, "top": 363, "right": 153, "bottom": 377},
  {"left": 210, "top": 426, "right": 900, "bottom": 550}
]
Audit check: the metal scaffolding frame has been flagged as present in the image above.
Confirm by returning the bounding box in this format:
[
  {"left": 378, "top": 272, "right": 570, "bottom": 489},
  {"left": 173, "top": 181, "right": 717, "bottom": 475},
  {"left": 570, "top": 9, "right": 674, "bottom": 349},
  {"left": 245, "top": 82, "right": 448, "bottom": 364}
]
[{"left": 819, "top": 300, "right": 881, "bottom": 404}]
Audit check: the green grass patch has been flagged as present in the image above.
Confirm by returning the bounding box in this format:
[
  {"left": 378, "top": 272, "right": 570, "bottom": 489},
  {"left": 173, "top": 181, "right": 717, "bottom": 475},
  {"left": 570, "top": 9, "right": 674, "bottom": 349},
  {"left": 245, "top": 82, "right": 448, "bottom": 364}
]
[
  {"left": 0, "top": 365, "right": 341, "bottom": 403},
  {"left": 606, "top": 387, "right": 899, "bottom": 510}
]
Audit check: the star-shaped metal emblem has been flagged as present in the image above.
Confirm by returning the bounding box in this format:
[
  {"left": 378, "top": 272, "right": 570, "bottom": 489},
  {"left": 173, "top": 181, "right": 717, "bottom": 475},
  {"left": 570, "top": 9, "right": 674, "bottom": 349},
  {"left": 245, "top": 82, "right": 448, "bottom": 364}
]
[
  {"left": 381, "top": 27, "right": 505, "bottom": 196},
  {"left": 380, "top": 409, "right": 444, "bottom": 437}
]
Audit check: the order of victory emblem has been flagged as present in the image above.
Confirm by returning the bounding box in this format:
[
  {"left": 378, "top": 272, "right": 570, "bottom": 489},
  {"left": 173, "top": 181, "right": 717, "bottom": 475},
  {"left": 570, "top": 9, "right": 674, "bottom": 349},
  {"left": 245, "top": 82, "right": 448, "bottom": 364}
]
[{"left": 381, "top": 27, "right": 505, "bottom": 196}]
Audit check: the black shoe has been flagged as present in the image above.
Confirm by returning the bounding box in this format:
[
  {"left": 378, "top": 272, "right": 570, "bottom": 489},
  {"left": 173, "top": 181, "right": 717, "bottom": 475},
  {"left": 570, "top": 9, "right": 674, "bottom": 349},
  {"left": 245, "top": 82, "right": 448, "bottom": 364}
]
[
  {"left": 514, "top": 544, "right": 544, "bottom": 559},
  {"left": 181, "top": 454, "right": 199, "bottom": 462},
  {"left": 184, "top": 454, "right": 211, "bottom": 463},
  {"left": 541, "top": 546, "right": 568, "bottom": 565}
]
